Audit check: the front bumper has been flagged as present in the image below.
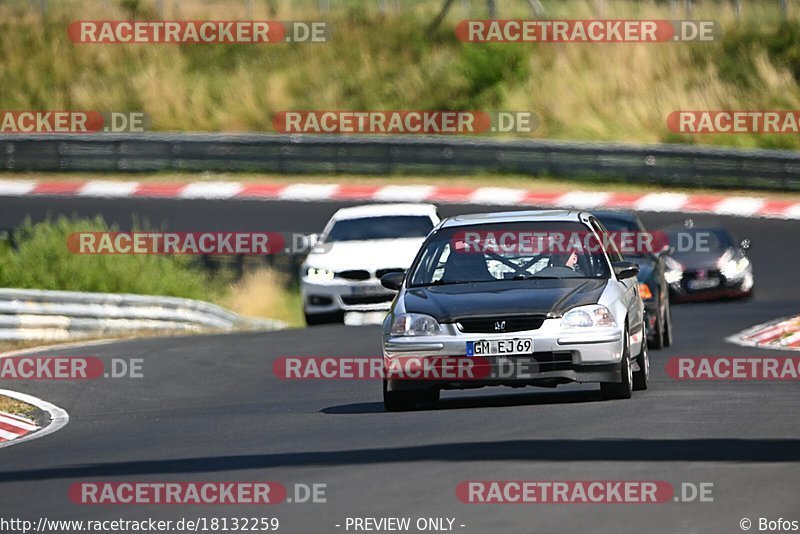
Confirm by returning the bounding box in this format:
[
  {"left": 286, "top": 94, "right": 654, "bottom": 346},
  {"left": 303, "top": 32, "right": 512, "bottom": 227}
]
[
  {"left": 669, "top": 271, "right": 753, "bottom": 301},
  {"left": 301, "top": 278, "right": 396, "bottom": 314},
  {"left": 383, "top": 319, "right": 624, "bottom": 391}
]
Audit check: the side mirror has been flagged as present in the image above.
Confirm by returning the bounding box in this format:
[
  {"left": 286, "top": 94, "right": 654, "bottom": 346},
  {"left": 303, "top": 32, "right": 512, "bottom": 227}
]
[
  {"left": 612, "top": 261, "right": 639, "bottom": 280},
  {"left": 740, "top": 239, "right": 751, "bottom": 250},
  {"left": 380, "top": 271, "right": 406, "bottom": 291}
]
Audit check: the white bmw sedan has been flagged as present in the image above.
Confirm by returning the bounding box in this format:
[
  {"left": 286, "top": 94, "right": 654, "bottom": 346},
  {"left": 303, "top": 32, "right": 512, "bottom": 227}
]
[{"left": 301, "top": 203, "right": 439, "bottom": 325}]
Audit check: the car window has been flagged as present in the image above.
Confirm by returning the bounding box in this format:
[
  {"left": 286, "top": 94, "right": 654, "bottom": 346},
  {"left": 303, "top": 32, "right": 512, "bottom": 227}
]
[
  {"left": 590, "top": 218, "right": 624, "bottom": 263},
  {"left": 324, "top": 215, "right": 433, "bottom": 242},
  {"left": 408, "top": 221, "right": 611, "bottom": 286}
]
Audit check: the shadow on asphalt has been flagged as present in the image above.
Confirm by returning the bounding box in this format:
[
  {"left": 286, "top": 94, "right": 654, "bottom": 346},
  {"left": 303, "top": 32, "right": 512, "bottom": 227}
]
[
  {"left": 321, "top": 388, "right": 601, "bottom": 414},
  {"left": 2, "top": 439, "right": 800, "bottom": 482}
]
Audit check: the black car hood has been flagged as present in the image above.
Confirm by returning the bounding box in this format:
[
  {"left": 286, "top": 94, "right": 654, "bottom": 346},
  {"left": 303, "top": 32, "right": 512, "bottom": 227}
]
[{"left": 403, "top": 278, "right": 607, "bottom": 322}]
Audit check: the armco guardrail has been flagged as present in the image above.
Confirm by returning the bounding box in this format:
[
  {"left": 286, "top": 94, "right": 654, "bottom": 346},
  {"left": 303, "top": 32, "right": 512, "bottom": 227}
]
[
  {"left": 0, "top": 288, "right": 285, "bottom": 341},
  {"left": 1, "top": 133, "right": 799, "bottom": 191}
]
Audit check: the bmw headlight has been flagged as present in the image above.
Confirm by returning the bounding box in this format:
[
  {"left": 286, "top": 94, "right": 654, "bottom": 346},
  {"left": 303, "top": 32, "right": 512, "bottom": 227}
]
[
  {"left": 561, "top": 305, "right": 617, "bottom": 328},
  {"left": 390, "top": 313, "right": 442, "bottom": 336},
  {"left": 305, "top": 266, "right": 335, "bottom": 282}
]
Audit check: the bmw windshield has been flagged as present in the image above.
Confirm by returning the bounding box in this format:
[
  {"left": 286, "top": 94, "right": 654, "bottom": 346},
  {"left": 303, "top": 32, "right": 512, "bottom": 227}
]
[{"left": 324, "top": 215, "right": 433, "bottom": 242}]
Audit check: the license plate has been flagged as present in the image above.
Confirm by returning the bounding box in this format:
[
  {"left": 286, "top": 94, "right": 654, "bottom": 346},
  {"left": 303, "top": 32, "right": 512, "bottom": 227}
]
[
  {"left": 688, "top": 277, "right": 719, "bottom": 290},
  {"left": 466, "top": 338, "right": 533, "bottom": 357},
  {"left": 350, "top": 285, "right": 383, "bottom": 296}
]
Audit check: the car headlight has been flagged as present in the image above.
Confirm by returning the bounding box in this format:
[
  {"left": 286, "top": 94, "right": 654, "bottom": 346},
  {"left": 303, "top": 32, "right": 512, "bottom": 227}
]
[
  {"left": 305, "top": 266, "right": 335, "bottom": 282},
  {"left": 390, "top": 313, "right": 442, "bottom": 336},
  {"left": 561, "top": 305, "right": 617, "bottom": 328},
  {"left": 720, "top": 258, "right": 748, "bottom": 280},
  {"left": 663, "top": 256, "right": 683, "bottom": 285},
  {"left": 718, "top": 251, "right": 748, "bottom": 280}
]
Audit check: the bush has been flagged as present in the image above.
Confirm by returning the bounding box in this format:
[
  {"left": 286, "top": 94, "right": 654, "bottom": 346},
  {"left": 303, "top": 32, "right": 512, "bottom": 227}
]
[{"left": 0, "top": 217, "right": 223, "bottom": 300}]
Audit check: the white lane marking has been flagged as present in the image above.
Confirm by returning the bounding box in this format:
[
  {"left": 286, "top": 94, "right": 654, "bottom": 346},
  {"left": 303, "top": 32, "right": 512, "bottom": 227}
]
[
  {"left": 78, "top": 181, "right": 140, "bottom": 198},
  {"left": 0, "top": 337, "right": 119, "bottom": 358},
  {"left": 179, "top": 182, "right": 244, "bottom": 199},
  {"left": 372, "top": 185, "right": 434, "bottom": 202},
  {"left": 0, "top": 428, "right": 25, "bottom": 440},
  {"left": 469, "top": 187, "right": 527, "bottom": 205},
  {"left": 0, "top": 414, "right": 38, "bottom": 432},
  {"left": 713, "top": 197, "right": 765, "bottom": 216},
  {"left": 555, "top": 191, "right": 611, "bottom": 209},
  {"left": 0, "top": 389, "right": 69, "bottom": 449},
  {"left": 635, "top": 192, "right": 689, "bottom": 212},
  {"left": 783, "top": 203, "right": 800, "bottom": 219},
  {"left": 1, "top": 177, "right": 798, "bottom": 219},
  {"left": 278, "top": 183, "right": 339, "bottom": 201},
  {"left": 0, "top": 180, "right": 37, "bottom": 196}
]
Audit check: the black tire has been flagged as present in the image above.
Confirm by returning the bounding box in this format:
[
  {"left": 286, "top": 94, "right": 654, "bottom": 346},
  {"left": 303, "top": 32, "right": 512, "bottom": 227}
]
[
  {"left": 648, "top": 304, "right": 665, "bottom": 350},
  {"left": 601, "top": 325, "right": 633, "bottom": 400},
  {"left": 383, "top": 380, "right": 419, "bottom": 412},
  {"left": 304, "top": 310, "right": 344, "bottom": 326},
  {"left": 633, "top": 331, "right": 649, "bottom": 391}
]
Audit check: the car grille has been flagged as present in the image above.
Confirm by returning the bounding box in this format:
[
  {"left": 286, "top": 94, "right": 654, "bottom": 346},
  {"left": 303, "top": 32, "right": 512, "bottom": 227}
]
[
  {"left": 337, "top": 269, "right": 371, "bottom": 281},
  {"left": 684, "top": 268, "right": 721, "bottom": 280},
  {"left": 532, "top": 351, "right": 574, "bottom": 372},
  {"left": 376, "top": 268, "right": 404, "bottom": 278},
  {"left": 341, "top": 294, "right": 394, "bottom": 305},
  {"left": 456, "top": 315, "right": 546, "bottom": 333}
]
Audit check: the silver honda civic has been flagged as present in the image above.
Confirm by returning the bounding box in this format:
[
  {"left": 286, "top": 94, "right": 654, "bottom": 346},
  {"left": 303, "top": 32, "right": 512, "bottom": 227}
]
[{"left": 379, "top": 209, "right": 648, "bottom": 411}]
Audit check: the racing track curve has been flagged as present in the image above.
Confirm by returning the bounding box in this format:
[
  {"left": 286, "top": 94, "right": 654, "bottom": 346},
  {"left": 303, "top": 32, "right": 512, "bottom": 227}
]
[{"left": 0, "top": 196, "right": 798, "bottom": 534}]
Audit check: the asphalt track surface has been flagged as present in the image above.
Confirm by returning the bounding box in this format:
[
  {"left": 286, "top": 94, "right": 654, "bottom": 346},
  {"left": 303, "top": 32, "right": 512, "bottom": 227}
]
[{"left": 0, "top": 195, "right": 798, "bottom": 534}]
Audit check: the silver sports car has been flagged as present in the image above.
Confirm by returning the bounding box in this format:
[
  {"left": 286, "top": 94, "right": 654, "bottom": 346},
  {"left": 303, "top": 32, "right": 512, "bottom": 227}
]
[{"left": 380, "top": 210, "right": 648, "bottom": 411}]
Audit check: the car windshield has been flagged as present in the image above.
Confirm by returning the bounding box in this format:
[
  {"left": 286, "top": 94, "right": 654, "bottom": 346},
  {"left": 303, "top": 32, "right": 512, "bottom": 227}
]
[
  {"left": 665, "top": 227, "right": 733, "bottom": 253},
  {"left": 324, "top": 215, "right": 433, "bottom": 242},
  {"left": 408, "top": 221, "right": 611, "bottom": 287}
]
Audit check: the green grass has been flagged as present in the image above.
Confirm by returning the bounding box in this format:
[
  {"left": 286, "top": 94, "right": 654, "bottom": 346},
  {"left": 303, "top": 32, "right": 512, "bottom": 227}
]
[
  {"left": 0, "top": 0, "right": 798, "bottom": 149},
  {"left": 0, "top": 217, "right": 224, "bottom": 299},
  {"left": 0, "top": 216, "right": 303, "bottom": 326},
  {"left": 0, "top": 396, "right": 37, "bottom": 417}
]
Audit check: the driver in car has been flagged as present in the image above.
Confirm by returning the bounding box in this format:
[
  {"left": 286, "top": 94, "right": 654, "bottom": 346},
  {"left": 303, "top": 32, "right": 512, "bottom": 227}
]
[{"left": 550, "top": 250, "right": 581, "bottom": 272}]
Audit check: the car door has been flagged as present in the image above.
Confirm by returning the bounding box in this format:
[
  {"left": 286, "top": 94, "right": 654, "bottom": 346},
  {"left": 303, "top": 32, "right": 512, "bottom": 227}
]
[{"left": 589, "top": 217, "right": 644, "bottom": 336}]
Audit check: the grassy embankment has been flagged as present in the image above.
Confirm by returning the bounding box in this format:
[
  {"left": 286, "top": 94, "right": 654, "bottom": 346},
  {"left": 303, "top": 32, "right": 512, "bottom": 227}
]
[
  {"left": 0, "top": 0, "right": 798, "bottom": 149},
  {"left": 0, "top": 218, "right": 305, "bottom": 337}
]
